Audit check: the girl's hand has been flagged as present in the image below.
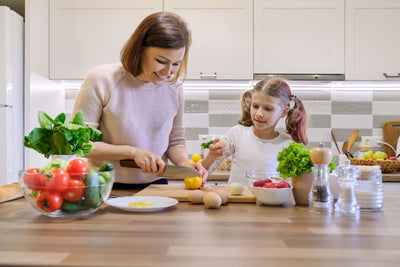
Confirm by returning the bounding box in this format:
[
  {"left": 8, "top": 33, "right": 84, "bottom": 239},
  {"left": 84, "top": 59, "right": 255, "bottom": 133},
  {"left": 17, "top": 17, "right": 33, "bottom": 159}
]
[
  {"left": 208, "top": 138, "right": 229, "bottom": 159},
  {"left": 132, "top": 148, "right": 165, "bottom": 174}
]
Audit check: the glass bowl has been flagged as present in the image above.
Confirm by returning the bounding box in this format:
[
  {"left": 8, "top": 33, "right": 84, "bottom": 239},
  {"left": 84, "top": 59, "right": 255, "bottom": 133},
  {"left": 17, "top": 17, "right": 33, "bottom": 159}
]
[
  {"left": 246, "top": 170, "right": 292, "bottom": 206},
  {"left": 19, "top": 169, "right": 114, "bottom": 218}
]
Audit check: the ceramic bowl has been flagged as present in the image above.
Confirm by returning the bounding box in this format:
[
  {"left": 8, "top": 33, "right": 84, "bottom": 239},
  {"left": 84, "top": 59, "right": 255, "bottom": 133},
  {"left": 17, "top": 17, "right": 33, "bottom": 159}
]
[
  {"left": 19, "top": 170, "right": 114, "bottom": 218},
  {"left": 246, "top": 170, "right": 292, "bottom": 206}
]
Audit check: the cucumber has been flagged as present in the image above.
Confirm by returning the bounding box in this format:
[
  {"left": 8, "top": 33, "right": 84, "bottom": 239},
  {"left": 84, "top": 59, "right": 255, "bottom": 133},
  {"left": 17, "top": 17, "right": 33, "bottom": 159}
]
[
  {"left": 84, "top": 172, "right": 100, "bottom": 208},
  {"left": 99, "top": 163, "right": 114, "bottom": 172},
  {"left": 61, "top": 201, "right": 90, "bottom": 213}
]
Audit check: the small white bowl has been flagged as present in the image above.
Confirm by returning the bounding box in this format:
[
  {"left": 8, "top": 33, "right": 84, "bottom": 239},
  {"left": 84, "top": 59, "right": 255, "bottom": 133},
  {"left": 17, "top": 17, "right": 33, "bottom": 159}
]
[{"left": 253, "top": 187, "right": 293, "bottom": 206}]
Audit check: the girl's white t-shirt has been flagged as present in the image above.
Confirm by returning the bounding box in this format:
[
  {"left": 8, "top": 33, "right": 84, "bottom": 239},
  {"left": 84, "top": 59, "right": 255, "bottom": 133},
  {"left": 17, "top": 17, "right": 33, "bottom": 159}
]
[{"left": 211, "top": 125, "right": 292, "bottom": 185}]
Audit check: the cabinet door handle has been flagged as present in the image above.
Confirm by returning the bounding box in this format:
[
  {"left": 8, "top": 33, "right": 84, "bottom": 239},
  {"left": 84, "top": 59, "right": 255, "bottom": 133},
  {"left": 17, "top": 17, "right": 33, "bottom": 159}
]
[
  {"left": 383, "top": 73, "right": 400, "bottom": 78},
  {"left": 200, "top": 72, "right": 217, "bottom": 79}
]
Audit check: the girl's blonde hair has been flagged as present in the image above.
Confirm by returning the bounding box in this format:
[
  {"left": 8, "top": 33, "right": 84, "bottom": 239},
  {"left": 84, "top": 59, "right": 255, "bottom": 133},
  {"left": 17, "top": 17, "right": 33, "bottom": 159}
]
[
  {"left": 120, "top": 12, "right": 191, "bottom": 83},
  {"left": 238, "top": 78, "right": 308, "bottom": 145}
]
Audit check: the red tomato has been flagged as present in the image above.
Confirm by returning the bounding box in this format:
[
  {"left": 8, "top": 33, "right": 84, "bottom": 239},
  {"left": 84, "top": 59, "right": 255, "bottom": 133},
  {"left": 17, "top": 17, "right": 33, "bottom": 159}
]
[
  {"left": 66, "top": 158, "right": 88, "bottom": 179},
  {"left": 36, "top": 191, "right": 63, "bottom": 212},
  {"left": 46, "top": 168, "right": 70, "bottom": 193},
  {"left": 23, "top": 168, "right": 47, "bottom": 191},
  {"left": 62, "top": 179, "right": 85, "bottom": 202}
]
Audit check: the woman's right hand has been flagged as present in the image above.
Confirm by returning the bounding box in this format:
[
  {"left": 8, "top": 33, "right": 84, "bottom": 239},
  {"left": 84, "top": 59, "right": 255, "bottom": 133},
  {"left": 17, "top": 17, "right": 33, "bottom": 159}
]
[{"left": 132, "top": 147, "right": 165, "bottom": 174}]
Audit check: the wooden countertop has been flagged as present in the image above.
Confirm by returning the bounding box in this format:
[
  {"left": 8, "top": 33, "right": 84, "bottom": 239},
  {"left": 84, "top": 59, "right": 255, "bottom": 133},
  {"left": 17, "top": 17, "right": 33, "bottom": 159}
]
[
  {"left": 171, "top": 169, "right": 400, "bottom": 182},
  {"left": 1, "top": 189, "right": 400, "bottom": 266}
]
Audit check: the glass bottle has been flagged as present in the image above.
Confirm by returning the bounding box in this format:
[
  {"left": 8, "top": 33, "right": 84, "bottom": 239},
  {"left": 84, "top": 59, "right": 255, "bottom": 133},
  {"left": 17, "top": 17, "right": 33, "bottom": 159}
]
[
  {"left": 354, "top": 165, "right": 384, "bottom": 211},
  {"left": 334, "top": 160, "right": 361, "bottom": 219},
  {"left": 309, "top": 144, "right": 333, "bottom": 213}
]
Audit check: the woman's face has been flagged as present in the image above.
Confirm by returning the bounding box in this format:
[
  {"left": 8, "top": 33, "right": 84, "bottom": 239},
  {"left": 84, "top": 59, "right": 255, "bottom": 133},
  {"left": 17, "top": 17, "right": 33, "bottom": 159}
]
[
  {"left": 250, "top": 91, "right": 288, "bottom": 136},
  {"left": 137, "top": 47, "right": 186, "bottom": 85}
]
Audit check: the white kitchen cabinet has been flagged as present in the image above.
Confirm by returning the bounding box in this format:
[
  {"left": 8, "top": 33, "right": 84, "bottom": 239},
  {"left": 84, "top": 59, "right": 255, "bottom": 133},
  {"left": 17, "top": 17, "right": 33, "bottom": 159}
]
[
  {"left": 49, "top": 0, "right": 162, "bottom": 80},
  {"left": 164, "top": 0, "right": 253, "bottom": 80},
  {"left": 345, "top": 0, "right": 400, "bottom": 80},
  {"left": 254, "top": 0, "right": 344, "bottom": 76}
]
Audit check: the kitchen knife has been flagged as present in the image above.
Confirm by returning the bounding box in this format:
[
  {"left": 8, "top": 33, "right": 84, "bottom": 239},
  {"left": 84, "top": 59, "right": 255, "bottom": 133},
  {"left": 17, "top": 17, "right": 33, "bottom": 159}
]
[{"left": 120, "top": 159, "right": 200, "bottom": 178}]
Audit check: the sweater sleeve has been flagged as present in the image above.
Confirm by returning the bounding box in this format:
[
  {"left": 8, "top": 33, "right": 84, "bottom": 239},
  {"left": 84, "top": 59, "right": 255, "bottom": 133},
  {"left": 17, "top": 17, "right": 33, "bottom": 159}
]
[
  {"left": 72, "top": 67, "right": 111, "bottom": 128},
  {"left": 167, "top": 83, "right": 186, "bottom": 151}
]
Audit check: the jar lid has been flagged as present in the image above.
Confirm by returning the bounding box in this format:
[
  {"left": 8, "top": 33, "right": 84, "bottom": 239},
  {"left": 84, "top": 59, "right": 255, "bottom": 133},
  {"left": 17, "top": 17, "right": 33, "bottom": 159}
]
[{"left": 356, "top": 165, "right": 381, "bottom": 173}]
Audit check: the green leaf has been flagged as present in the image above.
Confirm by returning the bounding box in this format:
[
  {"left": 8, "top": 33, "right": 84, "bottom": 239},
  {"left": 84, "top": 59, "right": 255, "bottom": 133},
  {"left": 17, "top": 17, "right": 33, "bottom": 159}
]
[
  {"left": 38, "top": 111, "right": 53, "bottom": 130},
  {"left": 24, "top": 111, "right": 103, "bottom": 157},
  {"left": 71, "top": 110, "right": 85, "bottom": 126}
]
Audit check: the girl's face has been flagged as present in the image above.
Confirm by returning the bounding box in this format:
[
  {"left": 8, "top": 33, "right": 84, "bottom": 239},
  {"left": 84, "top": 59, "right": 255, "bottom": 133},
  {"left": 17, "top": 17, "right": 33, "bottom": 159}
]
[
  {"left": 138, "top": 47, "right": 186, "bottom": 85},
  {"left": 250, "top": 91, "right": 289, "bottom": 138}
]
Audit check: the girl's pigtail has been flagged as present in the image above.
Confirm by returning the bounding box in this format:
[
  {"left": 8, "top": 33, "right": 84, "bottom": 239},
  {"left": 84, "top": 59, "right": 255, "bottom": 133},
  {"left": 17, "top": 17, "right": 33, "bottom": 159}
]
[
  {"left": 238, "top": 90, "right": 253, "bottom": 126},
  {"left": 286, "top": 97, "right": 308, "bottom": 145}
]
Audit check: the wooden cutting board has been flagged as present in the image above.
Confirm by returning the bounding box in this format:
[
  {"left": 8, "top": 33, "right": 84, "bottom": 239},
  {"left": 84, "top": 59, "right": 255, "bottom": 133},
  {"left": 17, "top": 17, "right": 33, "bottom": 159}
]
[
  {"left": 134, "top": 184, "right": 256, "bottom": 203},
  {"left": 382, "top": 121, "right": 400, "bottom": 158}
]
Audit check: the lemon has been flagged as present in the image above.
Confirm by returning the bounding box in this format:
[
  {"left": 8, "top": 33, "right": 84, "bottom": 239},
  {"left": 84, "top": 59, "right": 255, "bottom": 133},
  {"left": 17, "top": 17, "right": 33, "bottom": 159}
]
[
  {"left": 184, "top": 176, "right": 203, "bottom": 190},
  {"left": 191, "top": 153, "right": 202, "bottom": 163}
]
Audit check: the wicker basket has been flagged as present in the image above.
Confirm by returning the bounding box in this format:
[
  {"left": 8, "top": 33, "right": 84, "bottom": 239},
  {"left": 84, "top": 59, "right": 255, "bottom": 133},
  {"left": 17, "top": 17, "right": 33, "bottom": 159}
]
[{"left": 350, "top": 158, "right": 400, "bottom": 173}]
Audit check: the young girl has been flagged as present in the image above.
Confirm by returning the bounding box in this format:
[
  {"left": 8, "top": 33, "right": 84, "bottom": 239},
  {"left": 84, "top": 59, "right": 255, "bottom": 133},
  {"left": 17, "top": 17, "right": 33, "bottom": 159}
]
[{"left": 201, "top": 78, "right": 308, "bottom": 185}]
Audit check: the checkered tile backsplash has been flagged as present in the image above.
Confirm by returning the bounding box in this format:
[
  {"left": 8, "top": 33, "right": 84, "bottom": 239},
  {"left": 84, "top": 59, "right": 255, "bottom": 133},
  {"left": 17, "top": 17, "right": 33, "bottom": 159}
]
[{"left": 65, "top": 87, "right": 400, "bottom": 159}]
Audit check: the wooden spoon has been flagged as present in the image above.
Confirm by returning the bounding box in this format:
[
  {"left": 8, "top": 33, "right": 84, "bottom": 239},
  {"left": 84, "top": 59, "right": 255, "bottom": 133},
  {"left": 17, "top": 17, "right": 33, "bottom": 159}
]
[
  {"left": 347, "top": 130, "right": 359, "bottom": 151},
  {"left": 342, "top": 141, "right": 348, "bottom": 154}
]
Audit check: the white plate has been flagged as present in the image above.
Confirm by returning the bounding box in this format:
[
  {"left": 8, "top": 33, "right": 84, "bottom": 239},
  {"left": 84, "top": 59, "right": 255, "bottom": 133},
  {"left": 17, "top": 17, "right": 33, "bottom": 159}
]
[{"left": 105, "top": 196, "right": 178, "bottom": 212}]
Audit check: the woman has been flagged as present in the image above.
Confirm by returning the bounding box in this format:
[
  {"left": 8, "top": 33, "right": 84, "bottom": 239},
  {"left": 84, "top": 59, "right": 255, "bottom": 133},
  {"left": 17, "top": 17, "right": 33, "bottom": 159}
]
[{"left": 72, "top": 12, "right": 208, "bottom": 188}]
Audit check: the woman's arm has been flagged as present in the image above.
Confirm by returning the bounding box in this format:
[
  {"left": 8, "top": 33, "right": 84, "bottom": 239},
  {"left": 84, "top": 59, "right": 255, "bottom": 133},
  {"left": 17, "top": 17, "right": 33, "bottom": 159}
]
[{"left": 87, "top": 141, "right": 165, "bottom": 174}]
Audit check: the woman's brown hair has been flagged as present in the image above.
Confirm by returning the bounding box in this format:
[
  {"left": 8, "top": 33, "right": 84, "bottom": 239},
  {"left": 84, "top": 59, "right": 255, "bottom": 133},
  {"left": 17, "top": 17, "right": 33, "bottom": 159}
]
[
  {"left": 120, "top": 12, "right": 191, "bottom": 83},
  {"left": 238, "top": 78, "right": 308, "bottom": 145}
]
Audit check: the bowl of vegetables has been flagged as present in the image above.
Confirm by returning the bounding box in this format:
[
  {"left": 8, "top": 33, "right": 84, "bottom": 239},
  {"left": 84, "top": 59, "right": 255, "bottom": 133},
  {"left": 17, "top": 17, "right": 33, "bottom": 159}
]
[
  {"left": 19, "top": 158, "right": 114, "bottom": 218},
  {"left": 246, "top": 170, "right": 292, "bottom": 206}
]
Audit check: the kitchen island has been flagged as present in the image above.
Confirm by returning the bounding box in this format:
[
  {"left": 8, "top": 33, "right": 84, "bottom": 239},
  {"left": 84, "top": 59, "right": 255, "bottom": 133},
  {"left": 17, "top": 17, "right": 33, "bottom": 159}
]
[{"left": 1, "top": 189, "right": 400, "bottom": 267}]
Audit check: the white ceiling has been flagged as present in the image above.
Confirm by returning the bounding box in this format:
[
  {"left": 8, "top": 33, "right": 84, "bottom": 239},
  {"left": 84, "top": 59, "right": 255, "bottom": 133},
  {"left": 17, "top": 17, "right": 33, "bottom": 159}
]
[{"left": 0, "top": 0, "right": 25, "bottom": 17}]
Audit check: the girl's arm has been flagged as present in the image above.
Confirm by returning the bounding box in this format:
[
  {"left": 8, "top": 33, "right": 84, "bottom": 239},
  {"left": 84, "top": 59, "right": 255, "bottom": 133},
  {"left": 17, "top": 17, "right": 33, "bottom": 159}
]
[{"left": 201, "top": 138, "right": 229, "bottom": 170}]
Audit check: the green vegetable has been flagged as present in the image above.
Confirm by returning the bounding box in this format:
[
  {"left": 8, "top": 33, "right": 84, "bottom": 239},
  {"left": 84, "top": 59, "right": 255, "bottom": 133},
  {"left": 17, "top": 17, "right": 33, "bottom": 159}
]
[
  {"left": 98, "top": 175, "right": 106, "bottom": 185},
  {"left": 84, "top": 172, "right": 100, "bottom": 208},
  {"left": 24, "top": 110, "right": 103, "bottom": 158},
  {"left": 100, "top": 172, "right": 113, "bottom": 183},
  {"left": 277, "top": 142, "right": 336, "bottom": 179},
  {"left": 201, "top": 140, "right": 214, "bottom": 149},
  {"left": 99, "top": 163, "right": 114, "bottom": 172},
  {"left": 42, "top": 158, "right": 70, "bottom": 173},
  {"left": 61, "top": 201, "right": 90, "bottom": 213}
]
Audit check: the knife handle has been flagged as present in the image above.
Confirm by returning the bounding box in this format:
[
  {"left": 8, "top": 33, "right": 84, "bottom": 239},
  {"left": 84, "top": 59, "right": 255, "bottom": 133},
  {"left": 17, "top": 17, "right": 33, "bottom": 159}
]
[{"left": 120, "top": 159, "right": 139, "bottom": 168}]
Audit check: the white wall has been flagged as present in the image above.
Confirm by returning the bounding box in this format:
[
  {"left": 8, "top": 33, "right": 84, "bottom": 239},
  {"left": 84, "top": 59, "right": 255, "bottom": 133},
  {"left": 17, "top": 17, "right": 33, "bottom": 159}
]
[{"left": 25, "top": 0, "right": 65, "bottom": 168}]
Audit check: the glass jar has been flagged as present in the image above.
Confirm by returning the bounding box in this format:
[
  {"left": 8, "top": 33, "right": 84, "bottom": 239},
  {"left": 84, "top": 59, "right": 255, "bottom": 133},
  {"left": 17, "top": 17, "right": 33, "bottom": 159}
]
[{"left": 354, "top": 165, "right": 384, "bottom": 211}]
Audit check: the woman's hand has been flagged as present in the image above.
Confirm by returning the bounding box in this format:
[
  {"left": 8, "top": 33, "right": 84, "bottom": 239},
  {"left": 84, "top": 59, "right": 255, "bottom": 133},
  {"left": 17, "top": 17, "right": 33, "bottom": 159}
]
[
  {"left": 132, "top": 147, "right": 165, "bottom": 174},
  {"left": 181, "top": 161, "right": 209, "bottom": 187}
]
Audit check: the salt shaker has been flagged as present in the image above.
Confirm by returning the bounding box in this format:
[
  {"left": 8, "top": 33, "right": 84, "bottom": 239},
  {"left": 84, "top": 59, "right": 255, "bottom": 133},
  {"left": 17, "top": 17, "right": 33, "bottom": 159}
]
[
  {"left": 355, "top": 165, "right": 384, "bottom": 211},
  {"left": 309, "top": 143, "right": 333, "bottom": 213},
  {"left": 334, "top": 160, "right": 361, "bottom": 219}
]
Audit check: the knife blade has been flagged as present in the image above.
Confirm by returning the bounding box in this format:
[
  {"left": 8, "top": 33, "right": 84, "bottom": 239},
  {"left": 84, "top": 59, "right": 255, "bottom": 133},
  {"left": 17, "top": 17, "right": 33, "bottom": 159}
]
[{"left": 120, "top": 159, "right": 200, "bottom": 178}]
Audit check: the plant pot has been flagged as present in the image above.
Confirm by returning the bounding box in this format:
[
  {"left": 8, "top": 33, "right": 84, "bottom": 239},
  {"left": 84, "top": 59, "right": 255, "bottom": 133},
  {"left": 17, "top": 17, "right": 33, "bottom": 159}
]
[{"left": 291, "top": 172, "right": 313, "bottom": 206}]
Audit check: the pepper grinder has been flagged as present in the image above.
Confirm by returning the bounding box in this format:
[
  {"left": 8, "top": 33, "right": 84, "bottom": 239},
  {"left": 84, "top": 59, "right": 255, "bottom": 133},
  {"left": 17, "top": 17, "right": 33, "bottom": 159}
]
[
  {"left": 334, "top": 160, "right": 360, "bottom": 219},
  {"left": 309, "top": 143, "right": 333, "bottom": 213}
]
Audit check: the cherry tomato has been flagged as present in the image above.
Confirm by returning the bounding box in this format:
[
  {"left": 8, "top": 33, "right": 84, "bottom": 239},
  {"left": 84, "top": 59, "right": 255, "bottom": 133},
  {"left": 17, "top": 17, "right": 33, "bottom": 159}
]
[
  {"left": 46, "top": 168, "right": 70, "bottom": 193},
  {"left": 62, "top": 179, "right": 85, "bottom": 202},
  {"left": 23, "top": 168, "right": 47, "bottom": 191},
  {"left": 66, "top": 158, "right": 88, "bottom": 179},
  {"left": 36, "top": 191, "right": 63, "bottom": 212}
]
